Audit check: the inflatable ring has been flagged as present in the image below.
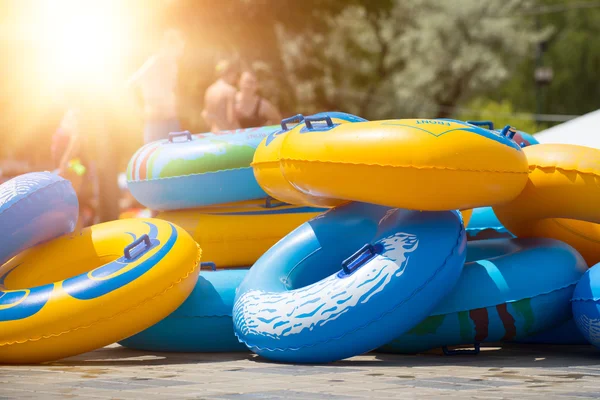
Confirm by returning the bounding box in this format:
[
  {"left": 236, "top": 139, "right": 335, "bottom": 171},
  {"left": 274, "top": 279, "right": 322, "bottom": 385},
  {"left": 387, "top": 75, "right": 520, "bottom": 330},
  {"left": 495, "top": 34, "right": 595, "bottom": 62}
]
[
  {"left": 469, "top": 120, "right": 539, "bottom": 149},
  {"left": 127, "top": 126, "right": 277, "bottom": 210},
  {"left": 120, "top": 266, "right": 249, "bottom": 352},
  {"left": 466, "top": 207, "right": 513, "bottom": 240},
  {"left": 460, "top": 209, "right": 473, "bottom": 228},
  {"left": 494, "top": 144, "right": 600, "bottom": 266},
  {"left": 572, "top": 262, "right": 600, "bottom": 349},
  {"left": 0, "top": 172, "right": 78, "bottom": 265},
  {"left": 516, "top": 318, "right": 589, "bottom": 345},
  {"left": 255, "top": 118, "right": 528, "bottom": 210},
  {"left": 253, "top": 112, "right": 367, "bottom": 207},
  {"left": 511, "top": 130, "right": 538, "bottom": 148},
  {"left": 233, "top": 202, "right": 466, "bottom": 363},
  {"left": 157, "top": 198, "right": 324, "bottom": 268},
  {"left": 0, "top": 218, "right": 200, "bottom": 364},
  {"left": 119, "top": 208, "right": 152, "bottom": 219},
  {"left": 378, "top": 237, "right": 585, "bottom": 354}
]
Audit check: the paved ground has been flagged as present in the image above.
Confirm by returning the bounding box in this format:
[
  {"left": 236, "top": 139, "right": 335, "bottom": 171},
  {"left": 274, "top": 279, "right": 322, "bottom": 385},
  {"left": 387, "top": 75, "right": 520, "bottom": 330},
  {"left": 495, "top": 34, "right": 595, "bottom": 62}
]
[{"left": 1, "top": 344, "right": 600, "bottom": 399}]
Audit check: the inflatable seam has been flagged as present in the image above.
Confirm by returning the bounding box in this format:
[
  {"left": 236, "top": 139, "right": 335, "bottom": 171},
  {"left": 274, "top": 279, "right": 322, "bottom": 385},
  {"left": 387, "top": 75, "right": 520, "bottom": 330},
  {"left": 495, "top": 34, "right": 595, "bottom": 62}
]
[
  {"left": 0, "top": 180, "right": 70, "bottom": 218},
  {"left": 466, "top": 226, "right": 508, "bottom": 234},
  {"left": 430, "top": 282, "right": 578, "bottom": 316},
  {"left": 127, "top": 167, "right": 251, "bottom": 183},
  {"left": 279, "top": 159, "right": 528, "bottom": 175},
  {"left": 571, "top": 297, "right": 600, "bottom": 303},
  {"left": 551, "top": 219, "right": 600, "bottom": 244},
  {"left": 234, "top": 216, "right": 466, "bottom": 353},
  {"left": 530, "top": 165, "right": 600, "bottom": 179},
  {"left": 0, "top": 245, "right": 201, "bottom": 347}
]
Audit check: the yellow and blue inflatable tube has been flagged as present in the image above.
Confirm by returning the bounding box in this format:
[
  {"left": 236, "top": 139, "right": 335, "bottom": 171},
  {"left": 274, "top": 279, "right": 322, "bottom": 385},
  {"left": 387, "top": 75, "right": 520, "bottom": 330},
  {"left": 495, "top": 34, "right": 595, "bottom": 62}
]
[
  {"left": 253, "top": 118, "right": 529, "bottom": 210},
  {"left": 157, "top": 198, "right": 325, "bottom": 268},
  {"left": 0, "top": 218, "right": 200, "bottom": 364},
  {"left": 494, "top": 144, "right": 600, "bottom": 266},
  {"left": 252, "top": 112, "right": 366, "bottom": 207}
]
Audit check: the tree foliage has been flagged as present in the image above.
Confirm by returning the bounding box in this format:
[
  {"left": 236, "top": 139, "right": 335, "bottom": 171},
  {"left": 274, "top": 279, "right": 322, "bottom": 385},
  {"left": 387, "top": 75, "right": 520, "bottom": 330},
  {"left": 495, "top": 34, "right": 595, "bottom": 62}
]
[
  {"left": 457, "top": 98, "right": 546, "bottom": 134},
  {"left": 496, "top": 0, "right": 600, "bottom": 116},
  {"left": 278, "top": 0, "right": 542, "bottom": 120}
]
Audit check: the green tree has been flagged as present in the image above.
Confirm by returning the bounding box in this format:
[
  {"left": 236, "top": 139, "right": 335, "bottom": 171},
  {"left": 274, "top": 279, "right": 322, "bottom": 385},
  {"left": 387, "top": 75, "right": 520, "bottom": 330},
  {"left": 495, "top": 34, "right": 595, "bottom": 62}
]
[
  {"left": 456, "top": 98, "right": 546, "bottom": 134},
  {"left": 496, "top": 0, "right": 600, "bottom": 117},
  {"left": 279, "top": 0, "right": 543, "bottom": 120}
]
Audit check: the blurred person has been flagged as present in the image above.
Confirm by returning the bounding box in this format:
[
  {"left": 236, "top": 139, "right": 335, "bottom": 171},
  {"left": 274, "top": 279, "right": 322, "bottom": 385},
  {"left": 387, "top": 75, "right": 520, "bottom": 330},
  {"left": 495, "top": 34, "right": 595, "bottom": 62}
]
[
  {"left": 51, "top": 108, "right": 96, "bottom": 229},
  {"left": 232, "top": 69, "right": 281, "bottom": 128},
  {"left": 128, "top": 29, "right": 185, "bottom": 143},
  {"left": 201, "top": 59, "right": 240, "bottom": 132}
]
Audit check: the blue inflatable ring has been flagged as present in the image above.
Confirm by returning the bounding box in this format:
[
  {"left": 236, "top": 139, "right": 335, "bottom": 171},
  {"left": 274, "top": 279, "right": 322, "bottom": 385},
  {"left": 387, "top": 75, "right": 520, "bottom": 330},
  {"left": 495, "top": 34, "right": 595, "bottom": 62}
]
[
  {"left": 120, "top": 267, "right": 249, "bottom": 352},
  {"left": 378, "top": 237, "right": 586, "bottom": 354},
  {"left": 0, "top": 172, "right": 78, "bottom": 265},
  {"left": 466, "top": 207, "right": 514, "bottom": 240},
  {"left": 233, "top": 202, "right": 467, "bottom": 363},
  {"left": 572, "top": 262, "right": 600, "bottom": 348}
]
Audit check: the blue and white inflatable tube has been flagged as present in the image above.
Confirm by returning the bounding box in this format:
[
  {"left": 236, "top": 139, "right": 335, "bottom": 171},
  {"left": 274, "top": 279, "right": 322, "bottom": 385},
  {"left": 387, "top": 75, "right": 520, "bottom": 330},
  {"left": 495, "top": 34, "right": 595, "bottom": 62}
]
[
  {"left": 232, "top": 202, "right": 467, "bottom": 363},
  {"left": 572, "top": 262, "right": 600, "bottom": 348},
  {"left": 120, "top": 267, "right": 249, "bottom": 352},
  {"left": 0, "top": 172, "right": 78, "bottom": 265}
]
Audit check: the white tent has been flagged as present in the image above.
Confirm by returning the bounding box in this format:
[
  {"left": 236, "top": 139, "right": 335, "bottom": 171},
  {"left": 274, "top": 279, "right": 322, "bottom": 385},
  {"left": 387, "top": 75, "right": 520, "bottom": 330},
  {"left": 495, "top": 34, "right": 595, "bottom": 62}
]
[{"left": 535, "top": 109, "right": 600, "bottom": 148}]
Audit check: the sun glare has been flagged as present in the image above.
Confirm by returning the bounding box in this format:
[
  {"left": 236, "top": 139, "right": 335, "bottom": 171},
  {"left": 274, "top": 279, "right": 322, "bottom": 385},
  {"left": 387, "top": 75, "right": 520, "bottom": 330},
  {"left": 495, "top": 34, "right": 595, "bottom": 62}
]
[{"left": 31, "top": 0, "right": 132, "bottom": 89}]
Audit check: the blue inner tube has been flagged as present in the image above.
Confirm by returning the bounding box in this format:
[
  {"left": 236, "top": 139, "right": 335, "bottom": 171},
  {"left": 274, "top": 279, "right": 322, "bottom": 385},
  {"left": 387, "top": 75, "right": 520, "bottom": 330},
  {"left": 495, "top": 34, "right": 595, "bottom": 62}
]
[
  {"left": 572, "top": 262, "right": 600, "bottom": 349},
  {"left": 233, "top": 202, "right": 467, "bottom": 363},
  {"left": 466, "top": 207, "right": 514, "bottom": 240},
  {"left": 516, "top": 318, "right": 589, "bottom": 345},
  {"left": 0, "top": 172, "right": 78, "bottom": 265},
  {"left": 119, "top": 268, "right": 249, "bottom": 352},
  {"left": 377, "top": 238, "right": 586, "bottom": 354}
]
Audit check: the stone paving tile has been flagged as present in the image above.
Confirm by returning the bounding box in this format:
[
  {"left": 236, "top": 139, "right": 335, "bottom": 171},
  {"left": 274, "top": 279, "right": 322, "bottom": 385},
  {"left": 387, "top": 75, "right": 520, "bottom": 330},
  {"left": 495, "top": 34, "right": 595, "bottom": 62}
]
[
  {"left": 236, "top": 365, "right": 363, "bottom": 376},
  {"left": 204, "top": 390, "right": 360, "bottom": 399},
  {"left": 56, "top": 377, "right": 197, "bottom": 391},
  {"left": 557, "top": 394, "right": 600, "bottom": 399},
  {"left": 1, "top": 387, "right": 108, "bottom": 399},
  {"left": 3, "top": 343, "right": 600, "bottom": 399}
]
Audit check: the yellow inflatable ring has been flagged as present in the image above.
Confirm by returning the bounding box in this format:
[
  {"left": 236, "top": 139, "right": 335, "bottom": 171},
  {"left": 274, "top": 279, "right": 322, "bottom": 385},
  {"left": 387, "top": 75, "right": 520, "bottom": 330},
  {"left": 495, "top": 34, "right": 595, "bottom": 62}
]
[
  {"left": 253, "top": 112, "right": 365, "bottom": 207},
  {"left": 494, "top": 144, "right": 600, "bottom": 266},
  {"left": 461, "top": 209, "right": 473, "bottom": 227},
  {"left": 254, "top": 118, "right": 528, "bottom": 210},
  {"left": 0, "top": 218, "right": 200, "bottom": 364},
  {"left": 157, "top": 198, "right": 324, "bottom": 268}
]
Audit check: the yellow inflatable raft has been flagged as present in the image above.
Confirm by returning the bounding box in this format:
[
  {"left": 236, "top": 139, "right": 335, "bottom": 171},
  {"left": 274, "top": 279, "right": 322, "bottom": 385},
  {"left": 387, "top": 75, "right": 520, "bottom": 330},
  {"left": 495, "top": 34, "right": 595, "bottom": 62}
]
[
  {"left": 494, "top": 144, "right": 600, "bottom": 266},
  {"left": 157, "top": 198, "right": 324, "bottom": 268},
  {"left": 0, "top": 218, "right": 200, "bottom": 364},
  {"left": 253, "top": 113, "right": 362, "bottom": 207},
  {"left": 253, "top": 118, "right": 529, "bottom": 211}
]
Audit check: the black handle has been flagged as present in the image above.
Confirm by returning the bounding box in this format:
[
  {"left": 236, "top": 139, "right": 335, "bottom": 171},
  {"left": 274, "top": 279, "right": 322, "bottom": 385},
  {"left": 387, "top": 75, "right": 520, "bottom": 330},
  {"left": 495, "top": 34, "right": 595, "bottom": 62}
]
[
  {"left": 168, "top": 131, "right": 193, "bottom": 143},
  {"left": 466, "top": 120, "right": 494, "bottom": 130},
  {"left": 304, "top": 115, "right": 334, "bottom": 130},
  {"left": 341, "top": 243, "right": 381, "bottom": 275},
  {"left": 280, "top": 114, "right": 305, "bottom": 131},
  {"left": 124, "top": 234, "right": 152, "bottom": 260}
]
